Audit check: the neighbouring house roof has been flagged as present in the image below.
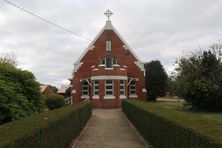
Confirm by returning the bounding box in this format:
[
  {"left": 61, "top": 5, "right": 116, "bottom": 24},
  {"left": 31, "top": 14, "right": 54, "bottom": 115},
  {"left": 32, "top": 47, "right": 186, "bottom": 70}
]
[
  {"left": 40, "top": 84, "right": 53, "bottom": 96},
  {"left": 40, "top": 85, "right": 48, "bottom": 93},
  {"left": 57, "top": 85, "right": 70, "bottom": 94}
]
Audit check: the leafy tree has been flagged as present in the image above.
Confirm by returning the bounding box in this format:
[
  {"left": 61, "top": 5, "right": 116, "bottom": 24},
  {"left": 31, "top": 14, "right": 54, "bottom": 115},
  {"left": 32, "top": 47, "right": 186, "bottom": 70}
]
[
  {"left": 175, "top": 50, "right": 222, "bottom": 111},
  {"left": 0, "top": 52, "right": 17, "bottom": 66},
  {"left": 144, "top": 60, "right": 168, "bottom": 101},
  {"left": 0, "top": 63, "right": 44, "bottom": 124}
]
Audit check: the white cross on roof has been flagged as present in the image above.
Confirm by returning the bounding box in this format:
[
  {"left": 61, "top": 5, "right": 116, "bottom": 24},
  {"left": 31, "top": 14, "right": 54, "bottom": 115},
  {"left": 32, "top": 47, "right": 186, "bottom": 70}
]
[{"left": 104, "top": 9, "right": 113, "bottom": 21}]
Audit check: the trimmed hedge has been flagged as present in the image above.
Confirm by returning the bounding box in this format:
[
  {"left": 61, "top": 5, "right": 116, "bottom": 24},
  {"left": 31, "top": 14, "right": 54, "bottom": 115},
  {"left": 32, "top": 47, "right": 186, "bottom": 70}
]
[
  {"left": 122, "top": 100, "right": 222, "bottom": 148},
  {"left": 0, "top": 102, "right": 92, "bottom": 148}
]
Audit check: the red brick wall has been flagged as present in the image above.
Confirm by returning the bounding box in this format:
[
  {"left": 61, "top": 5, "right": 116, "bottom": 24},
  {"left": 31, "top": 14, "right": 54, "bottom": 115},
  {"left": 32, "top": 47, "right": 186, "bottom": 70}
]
[{"left": 72, "top": 29, "right": 147, "bottom": 108}]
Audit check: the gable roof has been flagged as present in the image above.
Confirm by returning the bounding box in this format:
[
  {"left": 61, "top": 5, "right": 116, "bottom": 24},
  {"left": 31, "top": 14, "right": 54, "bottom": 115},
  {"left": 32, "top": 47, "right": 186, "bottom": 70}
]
[
  {"left": 73, "top": 21, "right": 143, "bottom": 72},
  {"left": 40, "top": 85, "right": 48, "bottom": 93},
  {"left": 57, "top": 84, "right": 70, "bottom": 94}
]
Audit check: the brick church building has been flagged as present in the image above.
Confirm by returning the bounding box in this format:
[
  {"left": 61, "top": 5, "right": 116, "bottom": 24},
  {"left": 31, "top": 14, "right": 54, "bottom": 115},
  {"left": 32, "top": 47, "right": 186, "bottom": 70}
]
[{"left": 71, "top": 10, "right": 147, "bottom": 108}]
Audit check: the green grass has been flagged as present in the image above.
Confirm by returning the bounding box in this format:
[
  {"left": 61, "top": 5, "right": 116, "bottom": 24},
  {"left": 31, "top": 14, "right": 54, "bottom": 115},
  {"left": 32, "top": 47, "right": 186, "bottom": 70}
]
[{"left": 155, "top": 101, "right": 222, "bottom": 122}]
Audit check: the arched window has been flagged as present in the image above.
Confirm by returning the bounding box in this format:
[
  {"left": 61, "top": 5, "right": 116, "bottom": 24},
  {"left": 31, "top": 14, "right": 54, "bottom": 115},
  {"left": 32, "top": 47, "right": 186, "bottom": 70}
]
[{"left": 100, "top": 57, "right": 118, "bottom": 68}]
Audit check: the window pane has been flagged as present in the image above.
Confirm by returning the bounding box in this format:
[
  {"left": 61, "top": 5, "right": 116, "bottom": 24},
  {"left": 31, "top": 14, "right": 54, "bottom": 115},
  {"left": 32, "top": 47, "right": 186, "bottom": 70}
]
[
  {"left": 83, "top": 86, "right": 88, "bottom": 90},
  {"left": 131, "top": 80, "right": 136, "bottom": 84},
  {"left": 83, "top": 91, "right": 88, "bottom": 95},
  {"left": 120, "top": 91, "right": 125, "bottom": 95},
  {"left": 130, "top": 86, "right": 136, "bottom": 89},
  {"left": 94, "top": 80, "right": 99, "bottom": 84},
  {"left": 113, "top": 58, "right": 117, "bottom": 65},
  {"left": 131, "top": 91, "right": 136, "bottom": 94},
  {"left": 106, "top": 57, "right": 112, "bottom": 68},
  {"left": 106, "top": 91, "right": 113, "bottom": 95},
  {"left": 95, "top": 91, "right": 99, "bottom": 95},
  {"left": 100, "top": 58, "right": 105, "bottom": 64},
  {"left": 106, "top": 86, "right": 112, "bottom": 89},
  {"left": 120, "top": 80, "right": 124, "bottom": 84},
  {"left": 106, "top": 80, "right": 112, "bottom": 84},
  {"left": 83, "top": 81, "right": 88, "bottom": 85},
  {"left": 106, "top": 41, "right": 111, "bottom": 51}
]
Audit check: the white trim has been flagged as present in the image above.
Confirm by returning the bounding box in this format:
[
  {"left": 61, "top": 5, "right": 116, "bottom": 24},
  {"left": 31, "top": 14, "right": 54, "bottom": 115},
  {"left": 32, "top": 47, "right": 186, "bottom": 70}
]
[
  {"left": 113, "top": 64, "right": 120, "bottom": 67},
  {"left": 92, "top": 68, "right": 99, "bottom": 71},
  {"left": 81, "top": 95, "right": 89, "bottom": 99},
  {"left": 142, "top": 88, "right": 147, "bottom": 92},
  {"left": 73, "top": 62, "right": 83, "bottom": 73},
  {"left": 105, "top": 68, "right": 113, "bottom": 70},
  {"left": 120, "top": 95, "right": 127, "bottom": 99},
  {"left": 129, "top": 94, "right": 138, "bottom": 98},
  {"left": 92, "top": 95, "right": 99, "bottom": 99},
  {"left": 72, "top": 90, "right": 76, "bottom": 94},
  {"left": 104, "top": 95, "right": 115, "bottom": 99},
  {"left": 120, "top": 68, "right": 125, "bottom": 71},
  {"left": 91, "top": 75, "right": 127, "bottom": 80},
  {"left": 98, "top": 64, "right": 105, "bottom": 67}
]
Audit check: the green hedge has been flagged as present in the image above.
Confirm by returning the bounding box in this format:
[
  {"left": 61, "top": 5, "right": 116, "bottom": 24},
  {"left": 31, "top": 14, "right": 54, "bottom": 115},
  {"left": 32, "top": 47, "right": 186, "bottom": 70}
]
[
  {"left": 122, "top": 100, "right": 222, "bottom": 148},
  {"left": 0, "top": 102, "right": 92, "bottom": 148},
  {"left": 45, "top": 94, "right": 65, "bottom": 110}
]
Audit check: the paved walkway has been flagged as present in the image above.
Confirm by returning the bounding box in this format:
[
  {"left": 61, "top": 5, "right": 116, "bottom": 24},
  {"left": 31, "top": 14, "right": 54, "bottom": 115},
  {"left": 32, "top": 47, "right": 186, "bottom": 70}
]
[{"left": 72, "top": 109, "right": 150, "bottom": 148}]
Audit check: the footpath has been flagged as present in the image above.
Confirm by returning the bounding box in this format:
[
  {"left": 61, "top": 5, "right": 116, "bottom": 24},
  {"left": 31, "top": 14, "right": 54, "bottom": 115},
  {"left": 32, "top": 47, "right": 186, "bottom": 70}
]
[{"left": 71, "top": 109, "right": 150, "bottom": 148}]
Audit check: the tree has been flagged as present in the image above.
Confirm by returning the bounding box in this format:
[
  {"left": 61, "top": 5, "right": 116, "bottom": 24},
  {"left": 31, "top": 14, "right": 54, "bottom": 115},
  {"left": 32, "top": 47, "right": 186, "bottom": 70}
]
[
  {"left": 144, "top": 60, "right": 168, "bottom": 101},
  {"left": 175, "top": 50, "right": 222, "bottom": 111},
  {"left": 0, "top": 63, "right": 44, "bottom": 124},
  {"left": 49, "top": 85, "right": 58, "bottom": 94},
  {"left": 0, "top": 51, "right": 17, "bottom": 66}
]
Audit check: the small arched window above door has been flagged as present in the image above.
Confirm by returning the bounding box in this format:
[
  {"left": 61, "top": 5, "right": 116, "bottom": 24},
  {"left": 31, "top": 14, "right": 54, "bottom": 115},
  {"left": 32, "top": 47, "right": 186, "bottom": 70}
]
[{"left": 100, "top": 57, "right": 118, "bottom": 68}]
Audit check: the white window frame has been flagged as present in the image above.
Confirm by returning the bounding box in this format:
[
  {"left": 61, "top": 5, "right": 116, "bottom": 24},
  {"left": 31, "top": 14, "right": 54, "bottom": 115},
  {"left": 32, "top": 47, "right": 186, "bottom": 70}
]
[
  {"left": 130, "top": 80, "right": 136, "bottom": 95},
  {"left": 94, "top": 80, "right": 99, "bottom": 96},
  {"left": 120, "top": 80, "right": 125, "bottom": 96},
  {"left": 106, "top": 41, "right": 111, "bottom": 51},
  {"left": 82, "top": 80, "right": 89, "bottom": 96},
  {"left": 100, "top": 57, "right": 118, "bottom": 69},
  {"left": 105, "top": 80, "right": 113, "bottom": 96}
]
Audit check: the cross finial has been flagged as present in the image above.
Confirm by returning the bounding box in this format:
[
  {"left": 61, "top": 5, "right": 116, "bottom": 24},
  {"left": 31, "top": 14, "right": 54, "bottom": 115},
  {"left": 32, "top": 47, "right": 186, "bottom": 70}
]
[{"left": 104, "top": 9, "right": 113, "bottom": 21}]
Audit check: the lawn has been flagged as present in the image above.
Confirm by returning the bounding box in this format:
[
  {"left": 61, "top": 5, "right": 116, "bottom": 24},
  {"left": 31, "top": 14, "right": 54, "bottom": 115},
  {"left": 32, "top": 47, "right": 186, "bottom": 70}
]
[{"left": 154, "top": 100, "right": 222, "bottom": 122}]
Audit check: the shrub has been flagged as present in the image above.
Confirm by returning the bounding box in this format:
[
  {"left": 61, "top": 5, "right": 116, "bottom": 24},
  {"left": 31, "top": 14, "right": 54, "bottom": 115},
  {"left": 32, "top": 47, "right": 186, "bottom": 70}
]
[
  {"left": 0, "top": 102, "right": 92, "bottom": 148},
  {"left": 45, "top": 94, "right": 65, "bottom": 110},
  {"left": 122, "top": 100, "right": 222, "bottom": 148},
  {"left": 0, "top": 63, "right": 44, "bottom": 124},
  {"left": 175, "top": 50, "right": 222, "bottom": 111}
]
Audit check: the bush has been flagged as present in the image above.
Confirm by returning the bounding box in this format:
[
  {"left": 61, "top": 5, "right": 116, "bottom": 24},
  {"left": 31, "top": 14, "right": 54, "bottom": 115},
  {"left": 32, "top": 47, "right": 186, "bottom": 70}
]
[
  {"left": 45, "top": 94, "right": 65, "bottom": 110},
  {"left": 0, "top": 63, "right": 44, "bottom": 124},
  {"left": 0, "top": 102, "right": 92, "bottom": 148},
  {"left": 122, "top": 100, "right": 222, "bottom": 148},
  {"left": 175, "top": 50, "right": 222, "bottom": 111}
]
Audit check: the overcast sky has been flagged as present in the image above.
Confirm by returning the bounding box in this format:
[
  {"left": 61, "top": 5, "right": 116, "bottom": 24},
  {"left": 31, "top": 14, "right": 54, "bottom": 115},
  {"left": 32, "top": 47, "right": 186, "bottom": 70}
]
[{"left": 0, "top": 0, "right": 222, "bottom": 86}]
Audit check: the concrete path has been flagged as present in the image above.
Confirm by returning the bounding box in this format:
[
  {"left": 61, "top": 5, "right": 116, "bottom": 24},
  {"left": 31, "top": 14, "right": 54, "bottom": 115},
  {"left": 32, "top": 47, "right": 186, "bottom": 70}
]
[{"left": 72, "top": 109, "right": 150, "bottom": 148}]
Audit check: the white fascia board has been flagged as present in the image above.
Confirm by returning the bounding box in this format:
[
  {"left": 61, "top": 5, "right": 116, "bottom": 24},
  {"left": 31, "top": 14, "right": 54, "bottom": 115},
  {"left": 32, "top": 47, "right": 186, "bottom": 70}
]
[{"left": 74, "top": 21, "right": 112, "bottom": 66}]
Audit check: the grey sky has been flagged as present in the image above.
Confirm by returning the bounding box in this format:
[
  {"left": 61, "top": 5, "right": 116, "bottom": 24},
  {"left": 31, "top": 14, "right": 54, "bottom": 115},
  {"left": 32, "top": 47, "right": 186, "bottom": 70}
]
[{"left": 0, "top": 0, "right": 222, "bottom": 86}]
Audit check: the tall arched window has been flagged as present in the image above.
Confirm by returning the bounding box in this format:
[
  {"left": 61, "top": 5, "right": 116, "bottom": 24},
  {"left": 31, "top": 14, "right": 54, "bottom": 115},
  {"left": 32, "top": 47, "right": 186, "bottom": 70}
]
[{"left": 100, "top": 57, "right": 118, "bottom": 68}]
